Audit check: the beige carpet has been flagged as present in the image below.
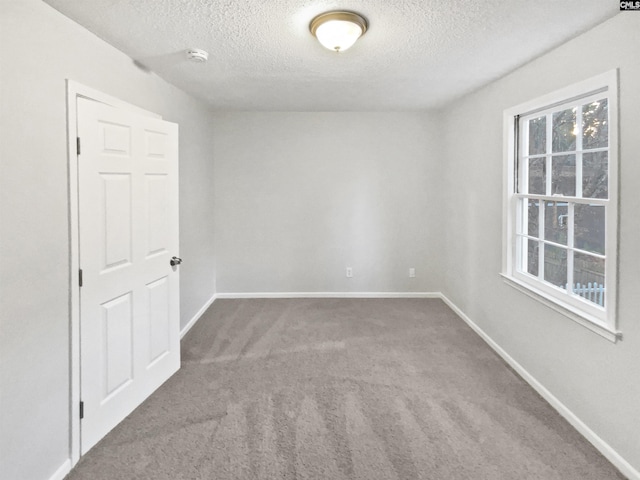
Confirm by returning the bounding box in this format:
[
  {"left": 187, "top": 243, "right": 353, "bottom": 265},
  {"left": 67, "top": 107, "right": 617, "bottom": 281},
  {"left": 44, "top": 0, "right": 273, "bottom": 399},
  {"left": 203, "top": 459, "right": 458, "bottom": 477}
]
[{"left": 66, "top": 298, "right": 624, "bottom": 479}]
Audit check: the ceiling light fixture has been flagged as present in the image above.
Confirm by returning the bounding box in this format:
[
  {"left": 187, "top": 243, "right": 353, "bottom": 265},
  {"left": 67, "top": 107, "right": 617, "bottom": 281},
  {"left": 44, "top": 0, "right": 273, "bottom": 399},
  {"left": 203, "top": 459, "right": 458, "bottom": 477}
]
[{"left": 309, "top": 11, "right": 368, "bottom": 53}]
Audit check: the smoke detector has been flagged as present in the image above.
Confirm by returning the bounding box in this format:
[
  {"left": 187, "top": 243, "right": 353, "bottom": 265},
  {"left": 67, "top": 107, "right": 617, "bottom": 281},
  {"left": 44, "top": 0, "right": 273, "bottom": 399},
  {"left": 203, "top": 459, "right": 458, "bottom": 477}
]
[{"left": 186, "top": 49, "right": 209, "bottom": 63}]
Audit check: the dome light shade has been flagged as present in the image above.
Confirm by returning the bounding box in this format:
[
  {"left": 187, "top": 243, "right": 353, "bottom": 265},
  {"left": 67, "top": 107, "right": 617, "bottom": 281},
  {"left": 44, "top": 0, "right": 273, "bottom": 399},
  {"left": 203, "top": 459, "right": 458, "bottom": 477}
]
[{"left": 310, "top": 11, "right": 368, "bottom": 52}]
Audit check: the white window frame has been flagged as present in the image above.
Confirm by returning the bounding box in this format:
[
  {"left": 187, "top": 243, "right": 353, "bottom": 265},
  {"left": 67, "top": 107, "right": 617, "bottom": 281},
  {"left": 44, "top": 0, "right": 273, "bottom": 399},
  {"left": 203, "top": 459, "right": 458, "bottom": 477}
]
[{"left": 502, "top": 70, "right": 621, "bottom": 342}]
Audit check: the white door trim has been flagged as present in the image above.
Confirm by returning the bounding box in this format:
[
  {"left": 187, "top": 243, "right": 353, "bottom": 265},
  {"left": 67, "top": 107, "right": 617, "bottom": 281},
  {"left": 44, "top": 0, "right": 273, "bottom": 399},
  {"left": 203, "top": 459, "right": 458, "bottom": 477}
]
[{"left": 66, "top": 80, "right": 163, "bottom": 467}]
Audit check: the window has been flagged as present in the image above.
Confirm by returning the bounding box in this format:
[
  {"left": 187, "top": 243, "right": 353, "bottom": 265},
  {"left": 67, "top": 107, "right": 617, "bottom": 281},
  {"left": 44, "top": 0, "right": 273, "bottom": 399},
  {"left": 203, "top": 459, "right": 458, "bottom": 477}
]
[{"left": 502, "top": 71, "right": 619, "bottom": 341}]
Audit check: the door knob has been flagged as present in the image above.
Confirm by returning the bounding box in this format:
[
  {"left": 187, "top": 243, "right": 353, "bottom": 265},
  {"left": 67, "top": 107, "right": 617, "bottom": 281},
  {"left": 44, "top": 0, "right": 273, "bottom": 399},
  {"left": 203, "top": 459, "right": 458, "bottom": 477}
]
[{"left": 170, "top": 256, "right": 182, "bottom": 266}]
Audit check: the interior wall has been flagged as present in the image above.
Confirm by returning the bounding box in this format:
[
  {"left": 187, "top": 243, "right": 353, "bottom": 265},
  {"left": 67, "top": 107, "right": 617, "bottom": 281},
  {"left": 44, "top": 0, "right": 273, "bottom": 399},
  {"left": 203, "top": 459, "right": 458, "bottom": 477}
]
[
  {"left": 2, "top": 1, "right": 637, "bottom": 479},
  {"left": 212, "top": 112, "right": 443, "bottom": 294},
  {"left": 0, "top": 1, "right": 216, "bottom": 479},
  {"left": 438, "top": 12, "right": 640, "bottom": 473}
]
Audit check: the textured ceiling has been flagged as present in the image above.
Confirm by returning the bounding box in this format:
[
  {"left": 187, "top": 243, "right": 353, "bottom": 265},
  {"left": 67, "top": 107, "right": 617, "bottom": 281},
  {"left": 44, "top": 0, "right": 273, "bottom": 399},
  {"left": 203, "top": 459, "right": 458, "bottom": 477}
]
[{"left": 43, "top": 0, "right": 618, "bottom": 111}]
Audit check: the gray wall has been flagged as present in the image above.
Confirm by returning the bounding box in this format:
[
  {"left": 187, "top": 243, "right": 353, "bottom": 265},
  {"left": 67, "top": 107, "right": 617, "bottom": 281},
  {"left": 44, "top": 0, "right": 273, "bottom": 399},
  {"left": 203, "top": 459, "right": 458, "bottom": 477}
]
[
  {"left": 0, "top": 1, "right": 216, "bottom": 479},
  {"left": 2, "top": 1, "right": 638, "bottom": 479},
  {"left": 212, "top": 112, "right": 443, "bottom": 294},
  {"left": 439, "top": 12, "right": 640, "bottom": 472}
]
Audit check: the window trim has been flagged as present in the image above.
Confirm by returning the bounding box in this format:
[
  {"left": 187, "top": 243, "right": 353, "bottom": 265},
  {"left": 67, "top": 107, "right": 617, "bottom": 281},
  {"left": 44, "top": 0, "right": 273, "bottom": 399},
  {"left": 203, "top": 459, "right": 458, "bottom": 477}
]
[{"left": 502, "top": 70, "right": 621, "bottom": 342}]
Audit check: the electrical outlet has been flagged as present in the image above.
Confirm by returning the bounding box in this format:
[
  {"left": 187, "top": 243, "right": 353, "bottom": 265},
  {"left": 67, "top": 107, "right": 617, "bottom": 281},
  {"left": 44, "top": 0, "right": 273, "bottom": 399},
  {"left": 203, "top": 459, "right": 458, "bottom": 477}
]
[
  {"left": 409, "top": 268, "right": 416, "bottom": 278},
  {"left": 346, "top": 267, "right": 353, "bottom": 278}
]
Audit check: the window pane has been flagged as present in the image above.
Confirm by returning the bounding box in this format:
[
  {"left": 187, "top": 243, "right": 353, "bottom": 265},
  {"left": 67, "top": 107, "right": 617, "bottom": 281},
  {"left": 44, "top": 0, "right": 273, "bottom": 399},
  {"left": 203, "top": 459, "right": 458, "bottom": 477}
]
[
  {"left": 551, "top": 155, "right": 576, "bottom": 196},
  {"left": 528, "top": 116, "right": 546, "bottom": 155},
  {"left": 552, "top": 108, "right": 577, "bottom": 153},
  {"left": 583, "top": 152, "right": 608, "bottom": 199},
  {"left": 527, "top": 199, "right": 539, "bottom": 237},
  {"left": 544, "top": 201, "right": 568, "bottom": 245},
  {"left": 573, "top": 253, "right": 605, "bottom": 307},
  {"left": 527, "top": 239, "right": 539, "bottom": 276},
  {"left": 582, "top": 99, "right": 608, "bottom": 150},
  {"left": 575, "top": 204, "right": 605, "bottom": 254},
  {"left": 528, "top": 158, "right": 545, "bottom": 194},
  {"left": 544, "top": 244, "right": 567, "bottom": 289}
]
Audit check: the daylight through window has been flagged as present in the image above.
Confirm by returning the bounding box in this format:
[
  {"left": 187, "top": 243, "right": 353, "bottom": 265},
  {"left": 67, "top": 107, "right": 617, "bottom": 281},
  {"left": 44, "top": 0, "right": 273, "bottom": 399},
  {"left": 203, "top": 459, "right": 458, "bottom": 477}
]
[{"left": 503, "top": 71, "right": 618, "bottom": 338}]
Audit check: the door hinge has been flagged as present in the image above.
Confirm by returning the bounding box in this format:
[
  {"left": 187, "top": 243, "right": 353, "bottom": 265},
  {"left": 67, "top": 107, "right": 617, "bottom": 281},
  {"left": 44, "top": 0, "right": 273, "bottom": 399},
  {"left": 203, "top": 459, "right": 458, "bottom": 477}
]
[
  {"left": 79, "top": 269, "right": 83, "bottom": 287},
  {"left": 76, "top": 137, "right": 81, "bottom": 155},
  {"left": 79, "top": 401, "right": 84, "bottom": 419}
]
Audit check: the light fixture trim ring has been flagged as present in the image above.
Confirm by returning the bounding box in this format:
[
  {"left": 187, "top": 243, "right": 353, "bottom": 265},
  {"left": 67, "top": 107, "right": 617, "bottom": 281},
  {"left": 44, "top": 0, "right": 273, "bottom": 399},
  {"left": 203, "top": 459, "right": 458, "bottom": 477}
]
[{"left": 309, "top": 11, "right": 368, "bottom": 37}]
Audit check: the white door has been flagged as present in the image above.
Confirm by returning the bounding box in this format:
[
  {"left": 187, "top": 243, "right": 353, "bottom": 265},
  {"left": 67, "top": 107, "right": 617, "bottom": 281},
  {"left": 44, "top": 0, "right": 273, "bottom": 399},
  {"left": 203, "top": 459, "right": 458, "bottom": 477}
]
[{"left": 77, "top": 98, "right": 180, "bottom": 454}]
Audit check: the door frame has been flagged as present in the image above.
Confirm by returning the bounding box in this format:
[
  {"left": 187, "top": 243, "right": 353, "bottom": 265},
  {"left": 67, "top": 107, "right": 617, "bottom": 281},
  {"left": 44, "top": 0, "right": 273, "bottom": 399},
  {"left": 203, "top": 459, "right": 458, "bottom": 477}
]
[{"left": 66, "top": 81, "right": 162, "bottom": 466}]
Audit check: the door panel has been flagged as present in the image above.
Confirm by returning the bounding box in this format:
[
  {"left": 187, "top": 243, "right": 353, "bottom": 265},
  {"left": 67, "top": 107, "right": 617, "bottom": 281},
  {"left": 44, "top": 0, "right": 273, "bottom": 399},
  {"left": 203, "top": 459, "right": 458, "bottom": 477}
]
[
  {"left": 101, "top": 173, "right": 132, "bottom": 270},
  {"left": 145, "top": 129, "right": 168, "bottom": 158},
  {"left": 101, "top": 293, "right": 134, "bottom": 398},
  {"left": 147, "top": 276, "right": 171, "bottom": 365},
  {"left": 145, "top": 174, "right": 169, "bottom": 257},
  {"left": 78, "top": 98, "right": 179, "bottom": 454}
]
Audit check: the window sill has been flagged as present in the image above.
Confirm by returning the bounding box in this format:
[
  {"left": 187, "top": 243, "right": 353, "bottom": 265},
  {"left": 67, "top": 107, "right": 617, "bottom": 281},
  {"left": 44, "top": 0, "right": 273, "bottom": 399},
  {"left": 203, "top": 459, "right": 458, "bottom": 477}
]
[{"left": 500, "top": 274, "right": 621, "bottom": 343}]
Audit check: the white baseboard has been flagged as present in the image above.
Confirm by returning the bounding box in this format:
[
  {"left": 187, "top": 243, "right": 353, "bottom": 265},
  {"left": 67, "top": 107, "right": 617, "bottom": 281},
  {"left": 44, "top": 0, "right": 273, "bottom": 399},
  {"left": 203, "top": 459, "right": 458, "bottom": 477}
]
[
  {"left": 179, "top": 291, "right": 440, "bottom": 339},
  {"left": 215, "top": 291, "right": 441, "bottom": 299},
  {"left": 439, "top": 294, "right": 639, "bottom": 480},
  {"left": 180, "top": 293, "right": 217, "bottom": 339},
  {"left": 48, "top": 459, "right": 71, "bottom": 480}
]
